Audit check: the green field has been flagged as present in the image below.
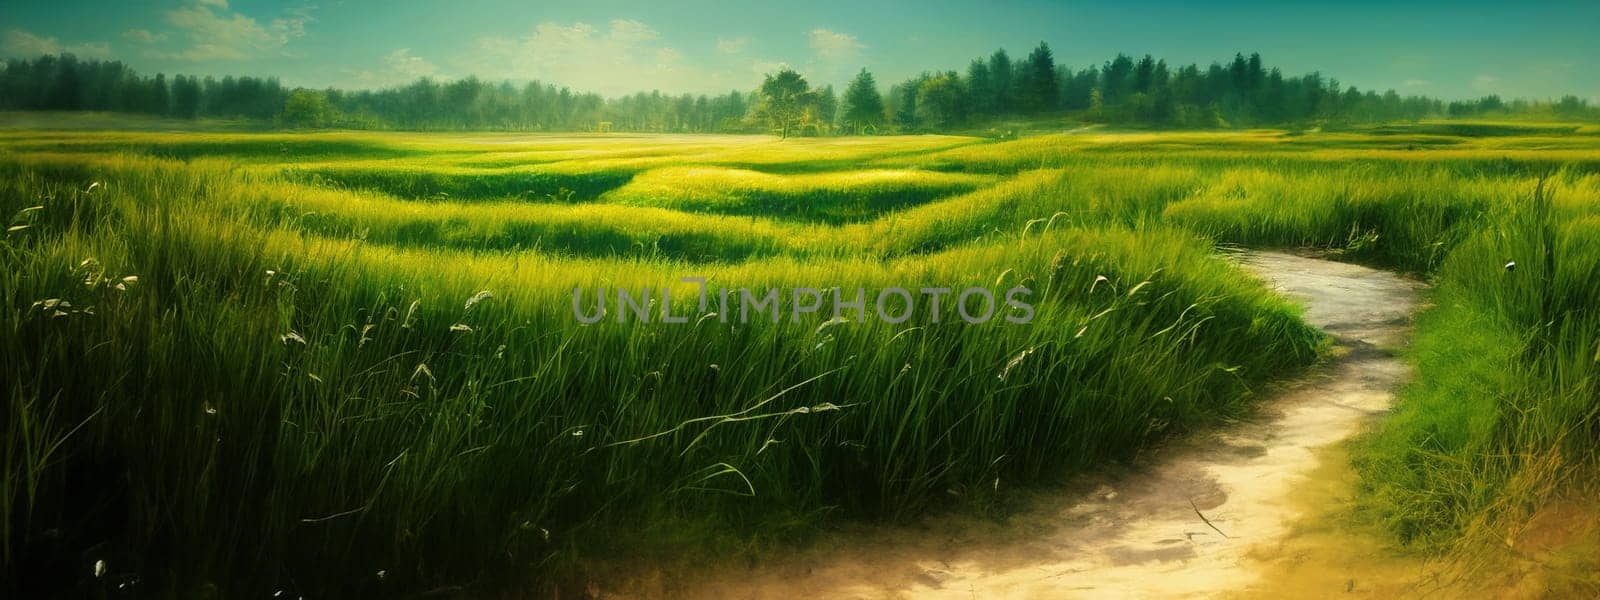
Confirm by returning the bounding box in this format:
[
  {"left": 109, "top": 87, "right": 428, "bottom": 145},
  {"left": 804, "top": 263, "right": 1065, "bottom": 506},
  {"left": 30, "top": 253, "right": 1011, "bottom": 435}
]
[{"left": 3, "top": 123, "right": 1598, "bottom": 596}]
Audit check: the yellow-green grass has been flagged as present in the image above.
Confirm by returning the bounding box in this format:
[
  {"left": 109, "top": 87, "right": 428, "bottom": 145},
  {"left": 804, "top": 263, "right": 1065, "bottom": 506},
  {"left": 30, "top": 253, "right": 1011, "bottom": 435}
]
[
  {"left": 1350, "top": 181, "right": 1600, "bottom": 552},
  {"left": 2, "top": 126, "right": 1599, "bottom": 597},
  {"left": 885, "top": 127, "right": 1600, "bottom": 174},
  {"left": 600, "top": 166, "right": 995, "bottom": 222},
  {"left": 1, "top": 153, "right": 1320, "bottom": 595},
  {"left": 0, "top": 129, "right": 981, "bottom": 170},
  {"left": 1349, "top": 119, "right": 1599, "bottom": 137}
]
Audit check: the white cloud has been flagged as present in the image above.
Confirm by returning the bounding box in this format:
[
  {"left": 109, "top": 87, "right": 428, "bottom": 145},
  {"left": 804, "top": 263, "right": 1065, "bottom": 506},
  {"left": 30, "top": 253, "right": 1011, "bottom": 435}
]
[
  {"left": 1, "top": 28, "right": 110, "bottom": 59},
  {"left": 389, "top": 48, "right": 440, "bottom": 79},
  {"left": 749, "top": 59, "right": 790, "bottom": 78},
  {"left": 475, "top": 19, "right": 710, "bottom": 95},
  {"left": 271, "top": 6, "right": 315, "bottom": 42},
  {"left": 607, "top": 19, "right": 659, "bottom": 45},
  {"left": 349, "top": 48, "right": 443, "bottom": 88},
  {"left": 121, "top": 29, "right": 169, "bottom": 44},
  {"left": 160, "top": 0, "right": 313, "bottom": 61},
  {"left": 1402, "top": 79, "right": 1430, "bottom": 87},
  {"left": 1472, "top": 74, "right": 1499, "bottom": 92},
  {"left": 807, "top": 28, "right": 863, "bottom": 60},
  {"left": 716, "top": 36, "right": 749, "bottom": 55},
  {"left": 163, "top": 6, "right": 275, "bottom": 60}
]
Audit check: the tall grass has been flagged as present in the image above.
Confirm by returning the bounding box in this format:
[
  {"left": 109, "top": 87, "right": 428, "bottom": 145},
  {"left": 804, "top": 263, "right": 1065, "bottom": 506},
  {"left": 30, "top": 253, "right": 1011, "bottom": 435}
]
[
  {"left": 602, "top": 166, "right": 993, "bottom": 223},
  {"left": 2, "top": 127, "right": 1597, "bottom": 596},
  {"left": 1173, "top": 163, "right": 1600, "bottom": 569},
  {"left": 1353, "top": 176, "right": 1600, "bottom": 551},
  {"left": 0, "top": 152, "right": 1318, "bottom": 596}
]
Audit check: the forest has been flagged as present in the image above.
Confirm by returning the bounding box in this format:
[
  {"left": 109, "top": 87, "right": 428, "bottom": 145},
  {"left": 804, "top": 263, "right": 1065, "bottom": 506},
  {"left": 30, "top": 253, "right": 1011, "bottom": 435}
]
[{"left": 4, "top": 46, "right": 1596, "bottom": 133}]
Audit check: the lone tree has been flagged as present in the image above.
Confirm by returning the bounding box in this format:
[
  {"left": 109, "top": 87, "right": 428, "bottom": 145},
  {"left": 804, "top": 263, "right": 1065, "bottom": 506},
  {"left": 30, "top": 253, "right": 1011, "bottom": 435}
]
[
  {"left": 279, "top": 89, "right": 335, "bottom": 128},
  {"left": 756, "top": 68, "right": 813, "bottom": 139},
  {"left": 841, "top": 68, "right": 886, "bottom": 134}
]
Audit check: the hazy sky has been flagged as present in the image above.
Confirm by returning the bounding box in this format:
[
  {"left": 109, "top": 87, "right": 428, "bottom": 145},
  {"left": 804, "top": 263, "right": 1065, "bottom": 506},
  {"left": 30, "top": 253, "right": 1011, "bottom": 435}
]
[{"left": 3, "top": 0, "right": 1597, "bottom": 101}]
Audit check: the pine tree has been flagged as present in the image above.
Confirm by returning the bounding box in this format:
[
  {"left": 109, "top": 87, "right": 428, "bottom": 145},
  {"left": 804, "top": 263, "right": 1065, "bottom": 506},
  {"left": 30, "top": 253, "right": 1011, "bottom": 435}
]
[
  {"left": 1134, "top": 55, "right": 1156, "bottom": 94},
  {"left": 1020, "top": 42, "right": 1058, "bottom": 113},
  {"left": 49, "top": 55, "right": 81, "bottom": 110},
  {"left": 841, "top": 69, "right": 886, "bottom": 134},
  {"left": 173, "top": 75, "right": 202, "bottom": 119},
  {"left": 1102, "top": 54, "right": 1135, "bottom": 104},
  {"left": 988, "top": 49, "right": 1014, "bottom": 114},
  {"left": 150, "top": 73, "right": 171, "bottom": 115},
  {"left": 966, "top": 59, "right": 993, "bottom": 116}
]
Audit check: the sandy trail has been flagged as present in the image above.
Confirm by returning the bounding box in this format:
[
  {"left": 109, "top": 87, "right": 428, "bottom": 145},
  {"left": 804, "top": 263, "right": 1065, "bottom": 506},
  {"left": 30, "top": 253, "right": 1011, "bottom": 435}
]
[{"left": 661, "top": 251, "right": 1424, "bottom": 599}]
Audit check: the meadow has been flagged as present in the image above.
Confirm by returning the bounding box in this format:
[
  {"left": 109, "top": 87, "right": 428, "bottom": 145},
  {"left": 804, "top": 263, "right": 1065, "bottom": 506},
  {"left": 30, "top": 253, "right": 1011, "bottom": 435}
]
[{"left": 2, "top": 123, "right": 1597, "bottom": 596}]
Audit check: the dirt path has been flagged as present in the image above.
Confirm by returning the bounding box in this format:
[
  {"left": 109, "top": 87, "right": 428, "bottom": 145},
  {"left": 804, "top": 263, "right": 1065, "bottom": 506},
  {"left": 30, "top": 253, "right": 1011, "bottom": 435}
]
[{"left": 651, "top": 251, "right": 1425, "bottom": 599}]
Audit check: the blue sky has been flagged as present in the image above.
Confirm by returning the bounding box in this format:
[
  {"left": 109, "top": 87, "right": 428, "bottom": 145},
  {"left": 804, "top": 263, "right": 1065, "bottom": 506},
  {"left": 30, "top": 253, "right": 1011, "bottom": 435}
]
[{"left": 3, "top": 0, "right": 1597, "bottom": 101}]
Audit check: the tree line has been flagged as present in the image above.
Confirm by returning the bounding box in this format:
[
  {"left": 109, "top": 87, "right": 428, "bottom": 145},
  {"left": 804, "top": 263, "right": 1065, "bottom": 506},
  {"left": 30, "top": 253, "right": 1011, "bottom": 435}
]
[
  {"left": 875, "top": 45, "right": 1596, "bottom": 130},
  {"left": 3, "top": 50, "right": 1595, "bottom": 134},
  {"left": 1, "top": 54, "right": 285, "bottom": 121}
]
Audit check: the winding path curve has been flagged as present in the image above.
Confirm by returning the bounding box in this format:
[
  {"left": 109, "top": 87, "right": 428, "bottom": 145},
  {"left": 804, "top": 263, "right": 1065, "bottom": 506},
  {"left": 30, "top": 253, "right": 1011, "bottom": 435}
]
[{"left": 657, "top": 252, "right": 1425, "bottom": 599}]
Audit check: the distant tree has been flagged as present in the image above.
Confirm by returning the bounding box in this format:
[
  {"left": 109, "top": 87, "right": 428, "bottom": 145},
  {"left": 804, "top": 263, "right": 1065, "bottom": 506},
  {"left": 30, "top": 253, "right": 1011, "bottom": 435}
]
[
  {"left": 891, "top": 74, "right": 928, "bottom": 130},
  {"left": 443, "top": 77, "right": 483, "bottom": 127},
  {"left": 1227, "top": 53, "right": 1249, "bottom": 94},
  {"left": 0, "top": 50, "right": 1533, "bottom": 132},
  {"left": 1554, "top": 95, "right": 1589, "bottom": 118},
  {"left": 1019, "top": 42, "right": 1058, "bottom": 113},
  {"left": 49, "top": 55, "right": 82, "bottom": 110},
  {"left": 279, "top": 89, "right": 335, "bottom": 128},
  {"left": 716, "top": 89, "right": 748, "bottom": 131},
  {"left": 1101, "top": 54, "right": 1134, "bottom": 104},
  {"left": 150, "top": 73, "right": 170, "bottom": 115},
  {"left": 1258, "top": 67, "right": 1286, "bottom": 122},
  {"left": 172, "top": 75, "right": 202, "bottom": 118},
  {"left": 1133, "top": 55, "right": 1156, "bottom": 94},
  {"left": 811, "top": 84, "right": 838, "bottom": 133},
  {"left": 966, "top": 59, "right": 993, "bottom": 116},
  {"left": 988, "top": 49, "right": 1015, "bottom": 114},
  {"left": 1247, "top": 52, "right": 1265, "bottom": 92},
  {"left": 692, "top": 94, "right": 710, "bottom": 131},
  {"left": 914, "top": 73, "right": 967, "bottom": 129},
  {"left": 1221, "top": 52, "right": 1267, "bottom": 121},
  {"left": 401, "top": 78, "right": 441, "bottom": 127},
  {"left": 841, "top": 68, "right": 886, "bottom": 133},
  {"left": 755, "top": 68, "right": 813, "bottom": 138},
  {"left": 1061, "top": 65, "right": 1097, "bottom": 110}
]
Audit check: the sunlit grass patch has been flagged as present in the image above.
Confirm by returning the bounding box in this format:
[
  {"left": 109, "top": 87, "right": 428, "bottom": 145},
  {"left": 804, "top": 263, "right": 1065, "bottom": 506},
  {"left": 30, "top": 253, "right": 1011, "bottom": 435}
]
[
  {"left": 282, "top": 162, "right": 636, "bottom": 201},
  {"left": 603, "top": 166, "right": 996, "bottom": 222},
  {"left": 1355, "top": 120, "right": 1590, "bottom": 137},
  {"left": 245, "top": 180, "right": 795, "bottom": 260},
  {"left": 0, "top": 130, "right": 431, "bottom": 162}
]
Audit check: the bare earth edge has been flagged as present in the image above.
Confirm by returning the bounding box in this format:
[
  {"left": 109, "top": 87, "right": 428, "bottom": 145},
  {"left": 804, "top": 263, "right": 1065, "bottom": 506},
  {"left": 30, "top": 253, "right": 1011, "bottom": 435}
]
[{"left": 602, "top": 251, "right": 1429, "bottom": 599}]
